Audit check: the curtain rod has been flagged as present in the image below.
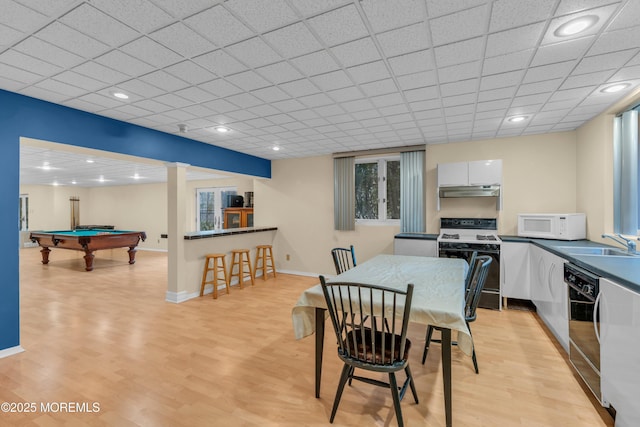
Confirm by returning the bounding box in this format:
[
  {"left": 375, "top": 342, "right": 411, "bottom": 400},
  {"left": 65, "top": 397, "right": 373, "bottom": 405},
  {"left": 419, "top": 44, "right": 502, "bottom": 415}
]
[{"left": 332, "top": 144, "right": 426, "bottom": 158}]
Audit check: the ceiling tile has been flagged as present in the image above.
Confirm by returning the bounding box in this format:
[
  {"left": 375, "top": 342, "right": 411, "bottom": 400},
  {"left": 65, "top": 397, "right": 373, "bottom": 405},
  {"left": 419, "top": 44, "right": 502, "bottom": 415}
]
[
  {"left": 480, "top": 70, "right": 525, "bottom": 90},
  {"left": 95, "top": 50, "right": 155, "bottom": 77},
  {"left": 0, "top": 22, "right": 23, "bottom": 49},
  {"left": 311, "top": 70, "right": 353, "bottom": 91},
  {"left": 425, "top": 0, "right": 488, "bottom": 18},
  {"left": 59, "top": 3, "right": 140, "bottom": 47},
  {"left": 530, "top": 36, "right": 595, "bottom": 66},
  {"left": 388, "top": 50, "right": 434, "bottom": 76},
  {"left": 360, "top": 78, "right": 398, "bottom": 97},
  {"left": 0, "top": 49, "right": 62, "bottom": 75},
  {"left": 523, "top": 61, "right": 575, "bottom": 83},
  {"left": 299, "top": 92, "right": 334, "bottom": 108},
  {"left": 307, "top": 4, "right": 368, "bottom": 46},
  {"left": 251, "top": 86, "right": 290, "bottom": 103},
  {"left": 193, "top": 50, "right": 245, "bottom": 77},
  {"left": 396, "top": 70, "right": 437, "bottom": 90},
  {"left": 35, "top": 78, "right": 86, "bottom": 97},
  {"left": 35, "top": 22, "right": 110, "bottom": 58},
  {"left": 438, "top": 62, "right": 480, "bottom": 84},
  {"left": 150, "top": 22, "right": 214, "bottom": 58},
  {"left": 226, "top": 37, "right": 283, "bottom": 68},
  {"left": 278, "top": 79, "right": 321, "bottom": 98},
  {"left": 226, "top": 92, "right": 262, "bottom": 109},
  {"left": 440, "top": 78, "right": 478, "bottom": 97},
  {"left": 376, "top": 23, "right": 430, "bottom": 57},
  {"left": 120, "top": 37, "right": 183, "bottom": 68},
  {"left": 489, "top": 0, "right": 556, "bottom": 32},
  {"left": 429, "top": 5, "right": 488, "bottom": 46},
  {"left": 147, "top": 0, "right": 213, "bottom": 19},
  {"left": 225, "top": 0, "right": 298, "bottom": 33},
  {"left": 118, "top": 79, "right": 165, "bottom": 98},
  {"left": 164, "top": 61, "right": 216, "bottom": 84},
  {"left": 574, "top": 49, "right": 637, "bottom": 75},
  {"left": 331, "top": 37, "right": 381, "bottom": 67},
  {"left": 486, "top": 22, "right": 545, "bottom": 57},
  {"left": 73, "top": 61, "right": 130, "bottom": 84},
  {"left": 541, "top": 4, "right": 619, "bottom": 46},
  {"left": 517, "top": 79, "right": 562, "bottom": 96},
  {"left": 225, "top": 70, "right": 271, "bottom": 91},
  {"left": 482, "top": 49, "right": 534, "bottom": 75},
  {"left": 0, "top": 62, "right": 42, "bottom": 84},
  {"left": 0, "top": 0, "right": 48, "bottom": 31},
  {"left": 13, "top": 37, "right": 84, "bottom": 68},
  {"left": 91, "top": 0, "right": 174, "bottom": 33},
  {"left": 606, "top": 0, "right": 640, "bottom": 31},
  {"left": 560, "top": 70, "right": 615, "bottom": 90},
  {"left": 347, "top": 61, "right": 391, "bottom": 84},
  {"left": 360, "top": 0, "right": 424, "bottom": 33},
  {"left": 328, "top": 86, "right": 364, "bottom": 102},
  {"left": 256, "top": 61, "right": 304, "bottom": 84},
  {"left": 263, "top": 23, "right": 322, "bottom": 59},
  {"left": 291, "top": 50, "right": 340, "bottom": 76},
  {"left": 184, "top": 5, "right": 253, "bottom": 47},
  {"left": 174, "top": 86, "right": 216, "bottom": 103},
  {"left": 434, "top": 37, "right": 483, "bottom": 68},
  {"left": 139, "top": 70, "right": 190, "bottom": 91},
  {"left": 287, "top": 0, "right": 349, "bottom": 17},
  {"left": 53, "top": 71, "right": 107, "bottom": 91}
]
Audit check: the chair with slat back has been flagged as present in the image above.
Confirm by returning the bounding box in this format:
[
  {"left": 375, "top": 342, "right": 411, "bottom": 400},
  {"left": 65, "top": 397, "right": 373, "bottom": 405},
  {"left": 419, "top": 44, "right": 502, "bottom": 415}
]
[
  {"left": 330, "top": 245, "right": 356, "bottom": 275},
  {"left": 421, "top": 255, "right": 492, "bottom": 373},
  {"left": 319, "top": 276, "right": 418, "bottom": 427}
]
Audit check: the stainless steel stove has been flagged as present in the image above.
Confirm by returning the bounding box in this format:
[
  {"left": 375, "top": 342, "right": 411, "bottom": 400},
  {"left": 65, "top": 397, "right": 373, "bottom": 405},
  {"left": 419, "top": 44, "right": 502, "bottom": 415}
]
[{"left": 437, "top": 218, "right": 502, "bottom": 310}]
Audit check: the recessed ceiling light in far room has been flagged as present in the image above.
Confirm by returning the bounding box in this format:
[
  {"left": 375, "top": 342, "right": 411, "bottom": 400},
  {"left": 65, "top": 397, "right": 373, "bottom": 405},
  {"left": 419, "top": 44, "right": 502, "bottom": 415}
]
[
  {"left": 601, "top": 83, "right": 631, "bottom": 93},
  {"left": 507, "top": 115, "right": 528, "bottom": 123},
  {"left": 554, "top": 15, "right": 599, "bottom": 37},
  {"left": 110, "top": 90, "right": 129, "bottom": 100},
  {"left": 214, "top": 126, "right": 230, "bottom": 133},
  {"left": 272, "top": 146, "right": 280, "bottom": 151}
]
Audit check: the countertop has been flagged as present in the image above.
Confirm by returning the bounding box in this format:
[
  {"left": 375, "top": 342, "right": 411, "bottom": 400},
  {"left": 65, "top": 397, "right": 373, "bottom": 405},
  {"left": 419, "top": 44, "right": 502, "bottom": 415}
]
[
  {"left": 183, "top": 226, "right": 277, "bottom": 240},
  {"left": 501, "top": 235, "right": 640, "bottom": 294},
  {"left": 394, "top": 232, "right": 438, "bottom": 240}
]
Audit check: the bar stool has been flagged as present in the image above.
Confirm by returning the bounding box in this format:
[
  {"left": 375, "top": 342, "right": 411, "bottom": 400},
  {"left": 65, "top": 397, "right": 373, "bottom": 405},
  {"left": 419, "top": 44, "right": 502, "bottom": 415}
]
[
  {"left": 255, "top": 244, "right": 277, "bottom": 280},
  {"left": 229, "top": 248, "right": 255, "bottom": 288},
  {"left": 200, "top": 253, "right": 230, "bottom": 299}
]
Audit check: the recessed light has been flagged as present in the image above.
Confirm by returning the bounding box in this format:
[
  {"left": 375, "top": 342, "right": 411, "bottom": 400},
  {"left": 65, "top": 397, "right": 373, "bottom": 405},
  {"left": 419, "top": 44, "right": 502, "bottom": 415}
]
[
  {"left": 214, "top": 126, "right": 230, "bottom": 133},
  {"left": 554, "top": 15, "right": 598, "bottom": 37},
  {"left": 86, "top": 159, "right": 94, "bottom": 163},
  {"left": 132, "top": 173, "right": 141, "bottom": 180},
  {"left": 111, "top": 91, "right": 129, "bottom": 100},
  {"left": 508, "top": 116, "right": 528, "bottom": 123},
  {"left": 272, "top": 146, "right": 280, "bottom": 151},
  {"left": 601, "top": 83, "right": 630, "bottom": 93},
  {"left": 52, "top": 181, "right": 60, "bottom": 186},
  {"left": 71, "top": 180, "right": 77, "bottom": 185}
]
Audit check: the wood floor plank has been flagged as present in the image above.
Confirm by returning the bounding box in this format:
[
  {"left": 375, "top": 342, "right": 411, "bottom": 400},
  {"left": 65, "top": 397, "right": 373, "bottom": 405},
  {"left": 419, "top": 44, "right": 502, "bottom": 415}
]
[{"left": 0, "top": 248, "right": 614, "bottom": 426}]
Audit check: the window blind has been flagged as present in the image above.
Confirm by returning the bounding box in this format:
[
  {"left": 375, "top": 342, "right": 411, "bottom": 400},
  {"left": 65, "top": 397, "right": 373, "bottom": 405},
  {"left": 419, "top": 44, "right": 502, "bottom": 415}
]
[
  {"left": 334, "top": 157, "right": 355, "bottom": 231},
  {"left": 613, "top": 109, "right": 638, "bottom": 234},
  {"left": 400, "top": 151, "right": 425, "bottom": 233}
]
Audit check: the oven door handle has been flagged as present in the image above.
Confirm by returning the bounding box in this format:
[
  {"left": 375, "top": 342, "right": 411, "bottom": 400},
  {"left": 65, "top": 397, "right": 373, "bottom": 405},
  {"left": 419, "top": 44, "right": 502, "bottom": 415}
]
[
  {"left": 593, "top": 290, "right": 603, "bottom": 344},
  {"left": 439, "top": 248, "right": 500, "bottom": 255}
]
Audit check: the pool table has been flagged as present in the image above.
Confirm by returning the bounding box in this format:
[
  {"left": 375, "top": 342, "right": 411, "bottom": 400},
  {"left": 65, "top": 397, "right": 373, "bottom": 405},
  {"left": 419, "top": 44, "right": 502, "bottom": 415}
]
[{"left": 29, "top": 229, "right": 147, "bottom": 271}]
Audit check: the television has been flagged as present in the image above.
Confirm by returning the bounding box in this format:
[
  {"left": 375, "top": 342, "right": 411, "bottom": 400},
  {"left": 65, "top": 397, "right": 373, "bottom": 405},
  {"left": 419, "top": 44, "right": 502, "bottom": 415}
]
[{"left": 227, "top": 194, "right": 244, "bottom": 208}]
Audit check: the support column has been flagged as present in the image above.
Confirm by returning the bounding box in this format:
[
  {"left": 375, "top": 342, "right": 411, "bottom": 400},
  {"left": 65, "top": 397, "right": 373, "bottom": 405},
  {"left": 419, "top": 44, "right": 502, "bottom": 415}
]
[{"left": 166, "top": 162, "right": 189, "bottom": 303}]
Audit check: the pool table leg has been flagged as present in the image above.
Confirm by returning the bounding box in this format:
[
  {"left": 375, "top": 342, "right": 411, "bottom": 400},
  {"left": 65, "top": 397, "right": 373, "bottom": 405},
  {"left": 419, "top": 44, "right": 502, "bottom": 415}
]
[
  {"left": 128, "top": 247, "right": 137, "bottom": 264},
  {"left": 40, "top": 247, "right": 51, "bottom": 264},
  {"left": 83, "top": 250, "right": 95, "bottom": 271}
]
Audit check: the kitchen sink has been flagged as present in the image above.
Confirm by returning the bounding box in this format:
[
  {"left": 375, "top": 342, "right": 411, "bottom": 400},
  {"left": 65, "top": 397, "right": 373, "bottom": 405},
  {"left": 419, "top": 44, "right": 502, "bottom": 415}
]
[{"left": 557, "top": 246, "right": 640, "bottom": 257}]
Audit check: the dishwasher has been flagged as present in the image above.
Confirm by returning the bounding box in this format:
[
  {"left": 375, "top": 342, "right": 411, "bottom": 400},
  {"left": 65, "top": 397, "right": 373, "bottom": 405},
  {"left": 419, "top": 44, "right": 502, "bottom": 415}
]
[{"left": 564, "top": 262, "right": 603, "bottom": 404}]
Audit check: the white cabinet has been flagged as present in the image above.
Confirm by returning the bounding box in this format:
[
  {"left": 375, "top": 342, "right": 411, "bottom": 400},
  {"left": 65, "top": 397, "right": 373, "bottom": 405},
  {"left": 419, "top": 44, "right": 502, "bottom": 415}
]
[
  {"left": 501, "top": 242, "right": 530, "bottom": 300},
  {"left": 468, "top": 159, "right": 502, "bottom": 185},
  {"left": 437, "top": 159, "right": 502, "bottom": 187},
  {"left": 600, "top": 278, "right": 640, "bottom": 426},
  {"left": 394, "top": 237, "right": 437, "bottom": 257},
  {"left": 530, "top": 245, "right": 569, "bottom": 352},
  {"left": 437, "top": 162, "right": 468, "bottom": 186}
]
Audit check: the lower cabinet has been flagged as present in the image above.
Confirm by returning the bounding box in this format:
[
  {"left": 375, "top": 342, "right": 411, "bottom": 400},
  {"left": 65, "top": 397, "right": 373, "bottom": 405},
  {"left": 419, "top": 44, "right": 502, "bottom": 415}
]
[
  {"left": 501, "top": 242, "right": 530, "bottom": 300},
  {"left": 600, "top": 278, "right": 640, "bottom": 426},
  {"left": 530, "top": 245, "right": 569, "bottom": 353},
  {"left": 223, "top": 208, "right": 253, "bottom": 229},
  {"left": 393, "top": 237, "right": 437, "bottom": 257}
]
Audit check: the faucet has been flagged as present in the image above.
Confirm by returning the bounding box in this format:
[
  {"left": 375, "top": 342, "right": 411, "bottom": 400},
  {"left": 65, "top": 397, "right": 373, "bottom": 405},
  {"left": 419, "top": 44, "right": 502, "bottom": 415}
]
[{"left": 602, "top": 233, "right": 638, "bottom": 253}]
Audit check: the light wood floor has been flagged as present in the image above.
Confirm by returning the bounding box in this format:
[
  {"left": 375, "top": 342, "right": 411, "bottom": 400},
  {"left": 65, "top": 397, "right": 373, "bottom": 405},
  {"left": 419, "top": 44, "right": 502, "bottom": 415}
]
[{"left": 1, "top": 248, "right": 614, "bottom": 426}]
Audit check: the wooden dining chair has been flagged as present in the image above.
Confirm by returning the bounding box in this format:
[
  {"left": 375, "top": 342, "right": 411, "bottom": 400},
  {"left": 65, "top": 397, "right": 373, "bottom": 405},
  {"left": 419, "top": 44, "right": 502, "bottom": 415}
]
[
  {"left": 319, "top": 275, "right": 418, "bottom": 427},
  {"left": 330, "top": 245, "right": 356, "bottom": 274},
  {"left": 421, "top": 255, "right": 492, "bottom": 373}
]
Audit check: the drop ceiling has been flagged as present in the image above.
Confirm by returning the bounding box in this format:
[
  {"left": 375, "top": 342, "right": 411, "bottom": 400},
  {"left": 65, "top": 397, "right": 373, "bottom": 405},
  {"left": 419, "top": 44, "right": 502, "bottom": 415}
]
[{"left": 3, "top": 0, "right": 640, "bottom": 178}]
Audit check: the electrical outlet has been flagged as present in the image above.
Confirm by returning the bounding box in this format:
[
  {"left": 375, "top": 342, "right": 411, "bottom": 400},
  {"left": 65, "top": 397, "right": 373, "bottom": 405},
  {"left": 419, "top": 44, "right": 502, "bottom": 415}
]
[{"left": 286, "top": 254, "right": 290, "bottom": 261}]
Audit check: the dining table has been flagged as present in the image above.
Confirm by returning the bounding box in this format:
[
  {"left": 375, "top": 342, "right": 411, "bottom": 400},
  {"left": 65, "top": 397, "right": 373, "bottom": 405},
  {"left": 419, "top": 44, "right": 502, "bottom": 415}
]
[{"left": 291, "top": 254, "right": 471, "bottom": 427}]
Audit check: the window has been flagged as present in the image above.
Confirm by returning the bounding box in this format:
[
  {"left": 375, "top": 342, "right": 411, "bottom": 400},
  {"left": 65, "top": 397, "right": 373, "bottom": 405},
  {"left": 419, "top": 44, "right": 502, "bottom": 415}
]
[
  {"left": 613, "top": 108, "right": 639, "bottom": 235},
  {"left": 19, "top": 194, "right": 28, "bottom": 231},
  {"left": 196, "top": 187, "right": 236, "bottom": 231},
  {"left": 355, "top": 156, "right": 400, "bottom": 222}
]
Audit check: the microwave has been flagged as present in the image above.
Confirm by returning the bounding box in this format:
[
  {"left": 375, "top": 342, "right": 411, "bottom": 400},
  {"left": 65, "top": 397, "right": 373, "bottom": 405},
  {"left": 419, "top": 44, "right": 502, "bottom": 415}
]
[{"left": 517, "top": 213, "right": 586, "bottom": 240}]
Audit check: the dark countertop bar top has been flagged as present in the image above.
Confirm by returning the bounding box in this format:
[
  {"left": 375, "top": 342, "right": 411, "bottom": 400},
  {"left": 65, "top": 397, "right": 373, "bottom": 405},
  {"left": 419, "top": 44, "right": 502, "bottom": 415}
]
[
  {"left": 500, "top": 235, "right": 640, "bottom": 294},
  {"left": 394, "top": 233, "right": 438, "bottom": 240},
  {"left": 183, "top": 226, "right": 277, "bottom": 240}
]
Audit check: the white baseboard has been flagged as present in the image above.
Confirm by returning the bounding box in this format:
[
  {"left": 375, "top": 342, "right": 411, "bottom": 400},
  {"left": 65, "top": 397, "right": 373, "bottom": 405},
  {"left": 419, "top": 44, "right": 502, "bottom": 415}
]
[
  {"left": 277, "top": 269, "right": 321, "bottom": 278},
  {"left": 22, "top": 242, "right": 38, "bottom": 248},
  {"left": 138, "top": 247, "right": 168, "bottom": 253},
  {"left": 0, "top": 345, "right": 25, "bottom": 359},
  {"left": 165, "top": 290, "right": 192, "bottom": 303}
]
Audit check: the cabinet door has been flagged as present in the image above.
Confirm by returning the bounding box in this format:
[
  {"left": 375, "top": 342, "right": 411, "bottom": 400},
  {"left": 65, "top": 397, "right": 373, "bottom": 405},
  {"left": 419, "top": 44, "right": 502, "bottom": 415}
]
[
  {"left": 501, "top": 242, "right": 530, "bottom": 299},
  {"left": 468, "top": 159, "right": 502, "bottom": 185},
  {"left": 394, "top": 238, "right": 437, "bottom": 257},
  {"left": 600, "top": 278, "right": 640, "bottom": 426},
  {"left": 225, "top": 211, "right": 241, "bottom": 228},
  {"left": 545, "top": 252, "right": 568, "bottom": 352},
  {"left": 530, "top": 245, "right": 549, "bottom": 309},
  {"left": 437, "top": 162, "right": 468, "bottom": 186}
]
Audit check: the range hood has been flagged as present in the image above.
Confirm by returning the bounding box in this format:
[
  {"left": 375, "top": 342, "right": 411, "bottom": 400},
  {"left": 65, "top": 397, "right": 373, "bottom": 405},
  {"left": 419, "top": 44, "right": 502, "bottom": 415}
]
[{"left": 438, "top": 185, "right": 500, "bottom": 198}]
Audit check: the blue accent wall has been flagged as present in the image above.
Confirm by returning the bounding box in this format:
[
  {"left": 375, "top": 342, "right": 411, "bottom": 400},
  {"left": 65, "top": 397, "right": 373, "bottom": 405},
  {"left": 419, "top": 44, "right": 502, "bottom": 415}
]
[{"left": 0, "top": 89, "right": 271, "bottom": 351}]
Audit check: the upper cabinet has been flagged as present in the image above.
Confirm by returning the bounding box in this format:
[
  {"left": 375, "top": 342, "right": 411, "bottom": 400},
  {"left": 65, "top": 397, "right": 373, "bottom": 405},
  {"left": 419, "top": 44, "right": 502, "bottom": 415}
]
[
  {"left": 437, "top": 159, "right": 502, "bottom": 186},
  {"left": 437, "top": 159, "right": 503, "bottom": 210}
]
